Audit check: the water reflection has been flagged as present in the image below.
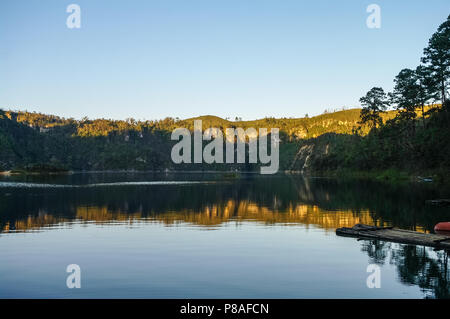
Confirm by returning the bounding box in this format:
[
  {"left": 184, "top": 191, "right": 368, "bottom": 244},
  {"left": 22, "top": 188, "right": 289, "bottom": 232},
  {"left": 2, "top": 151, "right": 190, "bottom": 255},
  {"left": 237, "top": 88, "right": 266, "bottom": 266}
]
[
  {"left": 2, "top": 202, "right": 377, "bottom": 233},
  {"left": 1, "top": 173, "right": 450, "bottom": 298},
  {"left": 1, "top": 174, "right": 449, "bottom": 233},
  {"left": 360, "top": 240, "right": 450, "bottom": 298}
]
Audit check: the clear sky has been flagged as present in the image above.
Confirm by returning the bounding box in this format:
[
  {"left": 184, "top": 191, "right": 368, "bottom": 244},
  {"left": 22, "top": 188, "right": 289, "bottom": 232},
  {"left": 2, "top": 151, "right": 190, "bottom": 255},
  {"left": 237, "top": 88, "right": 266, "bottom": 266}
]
[{"left": 0, "top": 0, "right": 449, "bottom": 121}]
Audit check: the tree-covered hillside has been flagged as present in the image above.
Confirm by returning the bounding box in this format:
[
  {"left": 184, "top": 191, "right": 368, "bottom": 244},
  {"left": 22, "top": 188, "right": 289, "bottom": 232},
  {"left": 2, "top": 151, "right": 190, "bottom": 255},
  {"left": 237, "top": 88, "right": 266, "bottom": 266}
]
[
  {"left": 1, "top": 15, "right": 449, "bottom": 178},
  {"left": 0, "top": 104, "right": 446, "bottom": 175},
  {"left": 0, "top": 107, "right": 371, "bottom": 172}
]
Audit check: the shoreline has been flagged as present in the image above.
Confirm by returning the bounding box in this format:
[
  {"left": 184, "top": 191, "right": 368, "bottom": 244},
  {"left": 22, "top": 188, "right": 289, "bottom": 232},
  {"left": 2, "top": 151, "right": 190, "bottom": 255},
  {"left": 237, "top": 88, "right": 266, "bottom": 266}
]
[{"left": 0, "top": 168, "right": 447, "bottom": 185}]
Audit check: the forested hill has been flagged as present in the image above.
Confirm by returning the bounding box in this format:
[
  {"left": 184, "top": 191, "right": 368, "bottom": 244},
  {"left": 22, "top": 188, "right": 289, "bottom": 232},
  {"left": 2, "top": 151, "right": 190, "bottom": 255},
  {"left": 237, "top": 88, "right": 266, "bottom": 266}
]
[
  {"left": 0, "top": 107, "right": 371, "bottom": 172},
  {"left": 0, "top": 104, "right": 448, "bottom": 177}
]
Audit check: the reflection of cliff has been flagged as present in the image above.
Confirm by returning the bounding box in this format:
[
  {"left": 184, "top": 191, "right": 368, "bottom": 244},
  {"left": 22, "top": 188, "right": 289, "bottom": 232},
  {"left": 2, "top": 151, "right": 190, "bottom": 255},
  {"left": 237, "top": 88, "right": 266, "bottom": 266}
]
[
  {"left": 2, "top": 201, "right": 376, "bottom": 233},
  {"left": 149, "top": 202, "right": 376, "bottom": 230},
  {"left": 360, "top": 240, "right": 450, "bottom": 299}
]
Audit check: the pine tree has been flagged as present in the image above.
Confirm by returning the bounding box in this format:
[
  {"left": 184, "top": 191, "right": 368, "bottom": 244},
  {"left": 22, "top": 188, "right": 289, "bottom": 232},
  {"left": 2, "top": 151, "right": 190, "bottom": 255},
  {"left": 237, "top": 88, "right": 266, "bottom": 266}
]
[
  {"left": 421, "top": 15, "right": 450, "bottom": 103},
  {"left": 359, "top": 87, "right": 389, "bottom": 129}
]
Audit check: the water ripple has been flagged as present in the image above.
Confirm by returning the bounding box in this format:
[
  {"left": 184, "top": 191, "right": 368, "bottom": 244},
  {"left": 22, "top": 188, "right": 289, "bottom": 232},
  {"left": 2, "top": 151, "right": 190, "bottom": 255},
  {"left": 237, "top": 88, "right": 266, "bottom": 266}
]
[{"left": 0, "top": 181, "right": 207, "bottom": 188}]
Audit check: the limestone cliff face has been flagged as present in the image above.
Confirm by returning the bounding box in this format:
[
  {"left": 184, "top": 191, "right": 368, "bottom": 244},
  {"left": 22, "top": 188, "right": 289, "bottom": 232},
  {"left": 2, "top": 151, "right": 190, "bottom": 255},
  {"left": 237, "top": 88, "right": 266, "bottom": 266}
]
[
  {"left": 289, "top": 144, "right": 315, "bottom": 173},
  {"left": 287, "top": 134, "right": 338, "bottom": 173}
]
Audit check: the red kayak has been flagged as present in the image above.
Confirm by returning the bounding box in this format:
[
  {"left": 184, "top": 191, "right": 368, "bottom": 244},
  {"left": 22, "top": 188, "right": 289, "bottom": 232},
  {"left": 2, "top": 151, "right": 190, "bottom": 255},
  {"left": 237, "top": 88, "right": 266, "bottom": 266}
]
[{"left": 434, "top": 222, "right": 450, "bottom": 234}]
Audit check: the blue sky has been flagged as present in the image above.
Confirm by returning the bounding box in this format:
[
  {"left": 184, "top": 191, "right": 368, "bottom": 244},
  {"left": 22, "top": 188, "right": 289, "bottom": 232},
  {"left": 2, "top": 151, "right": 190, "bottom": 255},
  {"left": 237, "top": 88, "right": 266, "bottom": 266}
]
[{"left": 0, "top": 0, "right": 449, "bottom": 121}]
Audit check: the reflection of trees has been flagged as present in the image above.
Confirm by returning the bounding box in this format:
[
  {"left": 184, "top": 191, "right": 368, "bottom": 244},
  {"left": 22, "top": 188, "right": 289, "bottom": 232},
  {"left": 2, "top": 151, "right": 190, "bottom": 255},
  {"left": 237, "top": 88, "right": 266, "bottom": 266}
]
[
  {"left": 1, "top": 175, "right": 449, "bottom": 233},
  {"left": 361, "top": 240, "right": 391, "bottom": 265},
  {"left": 2, "top": 174, "right": 450, "bottom": 297},
  {"left": 2, "top": 201, "right": 376, "bottom": 233},
  {"left": 361, "top": 240, "right": 450, "bottom": 299},
  {"left": 396, "top": 247, "right": 450, "bottom": 299}
]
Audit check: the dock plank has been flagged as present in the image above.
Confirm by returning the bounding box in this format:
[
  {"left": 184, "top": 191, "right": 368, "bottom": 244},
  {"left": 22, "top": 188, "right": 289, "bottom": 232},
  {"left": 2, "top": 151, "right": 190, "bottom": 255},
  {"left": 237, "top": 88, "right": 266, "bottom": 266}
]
[{"left": 336, "top": 224, "right": 450, "bottom": 249}]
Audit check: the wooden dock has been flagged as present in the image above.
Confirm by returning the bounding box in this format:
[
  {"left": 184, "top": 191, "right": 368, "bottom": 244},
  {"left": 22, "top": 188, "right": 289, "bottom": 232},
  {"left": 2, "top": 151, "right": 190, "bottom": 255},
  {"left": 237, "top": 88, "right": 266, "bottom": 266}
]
[{"left": 336, "top": 224, "right": 450, "bottom": 249}]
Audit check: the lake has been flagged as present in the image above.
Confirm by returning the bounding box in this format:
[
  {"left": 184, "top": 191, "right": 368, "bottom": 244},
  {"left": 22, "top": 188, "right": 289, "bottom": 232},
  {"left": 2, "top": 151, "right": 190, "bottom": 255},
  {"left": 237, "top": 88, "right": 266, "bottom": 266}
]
[{"left": 0, "top": 172, "right": 449, "bottom": 298}]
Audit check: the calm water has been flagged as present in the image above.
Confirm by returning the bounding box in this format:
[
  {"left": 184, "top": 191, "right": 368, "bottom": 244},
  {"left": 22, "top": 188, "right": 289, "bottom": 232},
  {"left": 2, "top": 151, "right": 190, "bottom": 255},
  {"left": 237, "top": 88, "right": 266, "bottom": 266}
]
[{"left": 0, "top": 172, "right": 449, "bottom": 298}]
